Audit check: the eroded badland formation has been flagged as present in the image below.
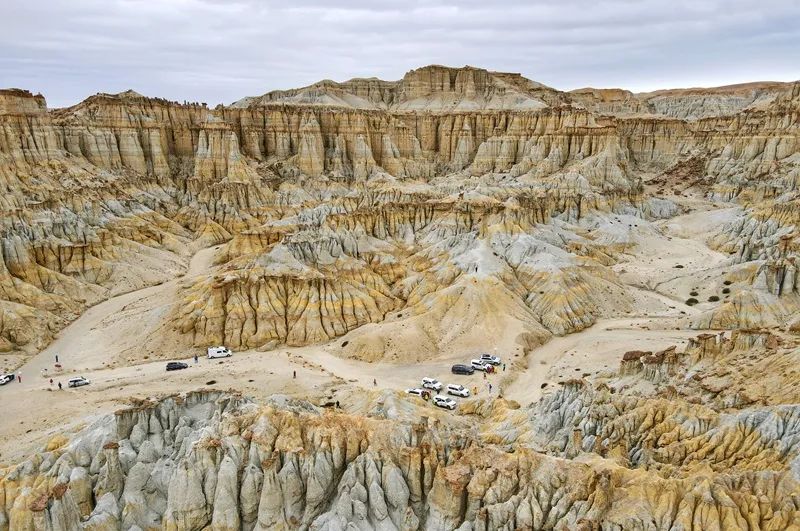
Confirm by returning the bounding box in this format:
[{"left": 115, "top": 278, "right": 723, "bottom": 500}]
[{"left": 0, "top": 65, "right": 799, "bottom": 529}]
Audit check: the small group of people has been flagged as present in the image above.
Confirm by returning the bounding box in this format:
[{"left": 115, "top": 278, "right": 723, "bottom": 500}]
[
  {"left": 54, "top": 353, "right": 62, "bottom": 389},
  {"left": 22, "top": 353, "right": 66, "bottom": 389},
  {"left": 13, "top": 369, "right": 63, "bottom": 389},
  {"left": 471, "top": 383, "right": 500, "bottom": 396}
]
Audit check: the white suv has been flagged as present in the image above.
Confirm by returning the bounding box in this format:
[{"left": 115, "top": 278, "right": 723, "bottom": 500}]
[
  {"left": 470, "top": 359, "right": 490, "bottom": 371},
  {"left": 0, "top": 374, "right": 14, "bottom": 385},
  {"left": 433, "top": 395, "right": 457, "bottom": 410},
  {"left": 446, "top": 384, "right": 470, "bottom": 397},
  {"left": 405, "top": 388, "right": 427, "bottom": 398},
  {"left": 68, "top": 376, "right": 90, "bottom": 388},
  {"left": 421, "top": 377, "right": 443, "bottom": 391},
  {"left": 479, "top": 353, "right": 501, "bottom": 365}
]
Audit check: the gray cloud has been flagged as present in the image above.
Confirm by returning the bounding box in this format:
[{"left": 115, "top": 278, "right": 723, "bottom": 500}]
[{"left": 1, "top": 0, "right": 798, "bottom": 107}]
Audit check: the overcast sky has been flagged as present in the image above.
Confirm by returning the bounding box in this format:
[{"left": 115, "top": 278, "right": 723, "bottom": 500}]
[{"left": 1, "top": 0, "right": 798, "bottom": 108}]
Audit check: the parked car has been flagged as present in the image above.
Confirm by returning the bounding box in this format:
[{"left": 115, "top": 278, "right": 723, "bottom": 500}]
[
  {"left": 471, "top": 359, "right": 492, "bottom": 371},
  {"left": 405, "top": 388, "right": 430, "bottom": 399},
  {"left": 446, "top": 384, "right": 470, "bottom": 397},
  {"left": 0, "top": 373, "right": 14, "bottom": 385},
  {"left": 207, "top": 346, "right": 232, "bottom": 359},
  {"left": 166, "top": 362, "right": 189, "bottom": 371},
  {"left": 68, "top": 376, "right": 90, "bottom": 388},
  {"left": 479, "top": 353, "right": 502, "bottom": 365},
  {"left": 421, "top": 377, "right": 443, "bottom": 391},
  {"left": 451, "top": 364, "right": 475, "bottom": 375},
  {"left": 432, "top": 395, "right": 457, "bottom": 410}
]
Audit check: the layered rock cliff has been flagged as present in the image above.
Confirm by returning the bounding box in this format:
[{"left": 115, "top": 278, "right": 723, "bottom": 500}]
[
  {"left": 231, "top": 65, "right": 568, "bottom": 111},
  {"left": 0, "top": 68, "right": 798, "bottom": 364},
  {"left": 571, "top": 81, "right": 792, "bottom": 120}
]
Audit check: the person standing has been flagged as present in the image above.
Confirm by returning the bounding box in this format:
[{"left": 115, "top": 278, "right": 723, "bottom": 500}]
[
  {"left": 17, "top": 372, "right": 21, "bottom": 383},
  {"left": 293, "top": 370, "right": 297, "bottom": 379},
  {"left": 373, "top": 378, "right": 377, "bottom": 387},
  {"left": 503, "top": 363, "right": 506, "bottom": 372},
  {"left": 58, "top": 381, "right": 62, "bottom": 390},
  {"left": 194, "top": 354, "right": 198, "bottom": 364},
  {"left": 49, "top": 378, "right": 53, "bottom": 387},
  {"left": 55, "top": 354, "right": 59, "bottom": 364}
]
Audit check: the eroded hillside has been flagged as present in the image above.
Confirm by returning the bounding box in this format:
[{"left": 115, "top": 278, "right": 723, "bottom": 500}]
[
  {"left": 0, "top": 65, "right": 798, "bottom": 530},
  {"left": 4, "top": 365, "right": 800, "bottom": 530},
  {"left": 1, "top": 66, "right": 797, "bottom": 367}
]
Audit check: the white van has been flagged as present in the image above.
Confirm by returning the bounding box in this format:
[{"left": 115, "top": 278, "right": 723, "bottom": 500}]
[{"left": 207, "top": 346, "right": 233, "bottom": 359}]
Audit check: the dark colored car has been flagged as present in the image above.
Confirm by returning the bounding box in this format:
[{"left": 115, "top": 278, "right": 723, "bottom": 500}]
[
  {"left": 166, "top": 362, "right": 189, "bottom": 371},
  {"left": 451, "top": 364, "right": 475, "bottom": 375}
]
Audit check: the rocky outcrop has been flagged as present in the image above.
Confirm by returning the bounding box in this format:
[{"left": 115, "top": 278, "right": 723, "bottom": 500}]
[
  {"left": 571, "top": 82, "right": 792, "bottom": 120},
  {"left": 4, "top": 390, "right": 800, "bottom": 531},
  {"left": 618, "top": 346, "right": 680, "bottom": 383},
  {"left": 619, "top": 350, "right": 650, "bottom": 376},
  {"left": 638, "top": 81, "right": 791, "bottom": 120},
  {"left": 0, "top": 90, "right": 196, "bottom": 359},
  {"left": 170, "top": 189, "right": 640, "bottom": 352},
  {"left": 233, "top": 65, "right": 568, "bottom": 112},
  {"left": 174, "top": 247, "right": 399, "bottom": 348},
  {"left": 609, "top": 330, "right": 800, "bottom": 409},
  {"left": 529, "top": 377, "right": 800, "bottom": 490},
  {"left": 569, "top": 87, "right": 652, "bottom": 116}
]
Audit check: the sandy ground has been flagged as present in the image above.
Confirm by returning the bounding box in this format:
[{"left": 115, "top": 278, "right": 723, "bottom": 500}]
[
  {"left": 0, "top": 196, "right": 737, "bottom": 463},
  {"left": 502, "top": 316, "right": 710, "bottom": 406},
  {"left": 14, "top": 245, "right": 219, "bottom": 379},
  {"left": 612, "top": 206, "right": 737, "bottom": 306},
  {"left": 499, "top": 198, "right": 736, "bottom": 406}
]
